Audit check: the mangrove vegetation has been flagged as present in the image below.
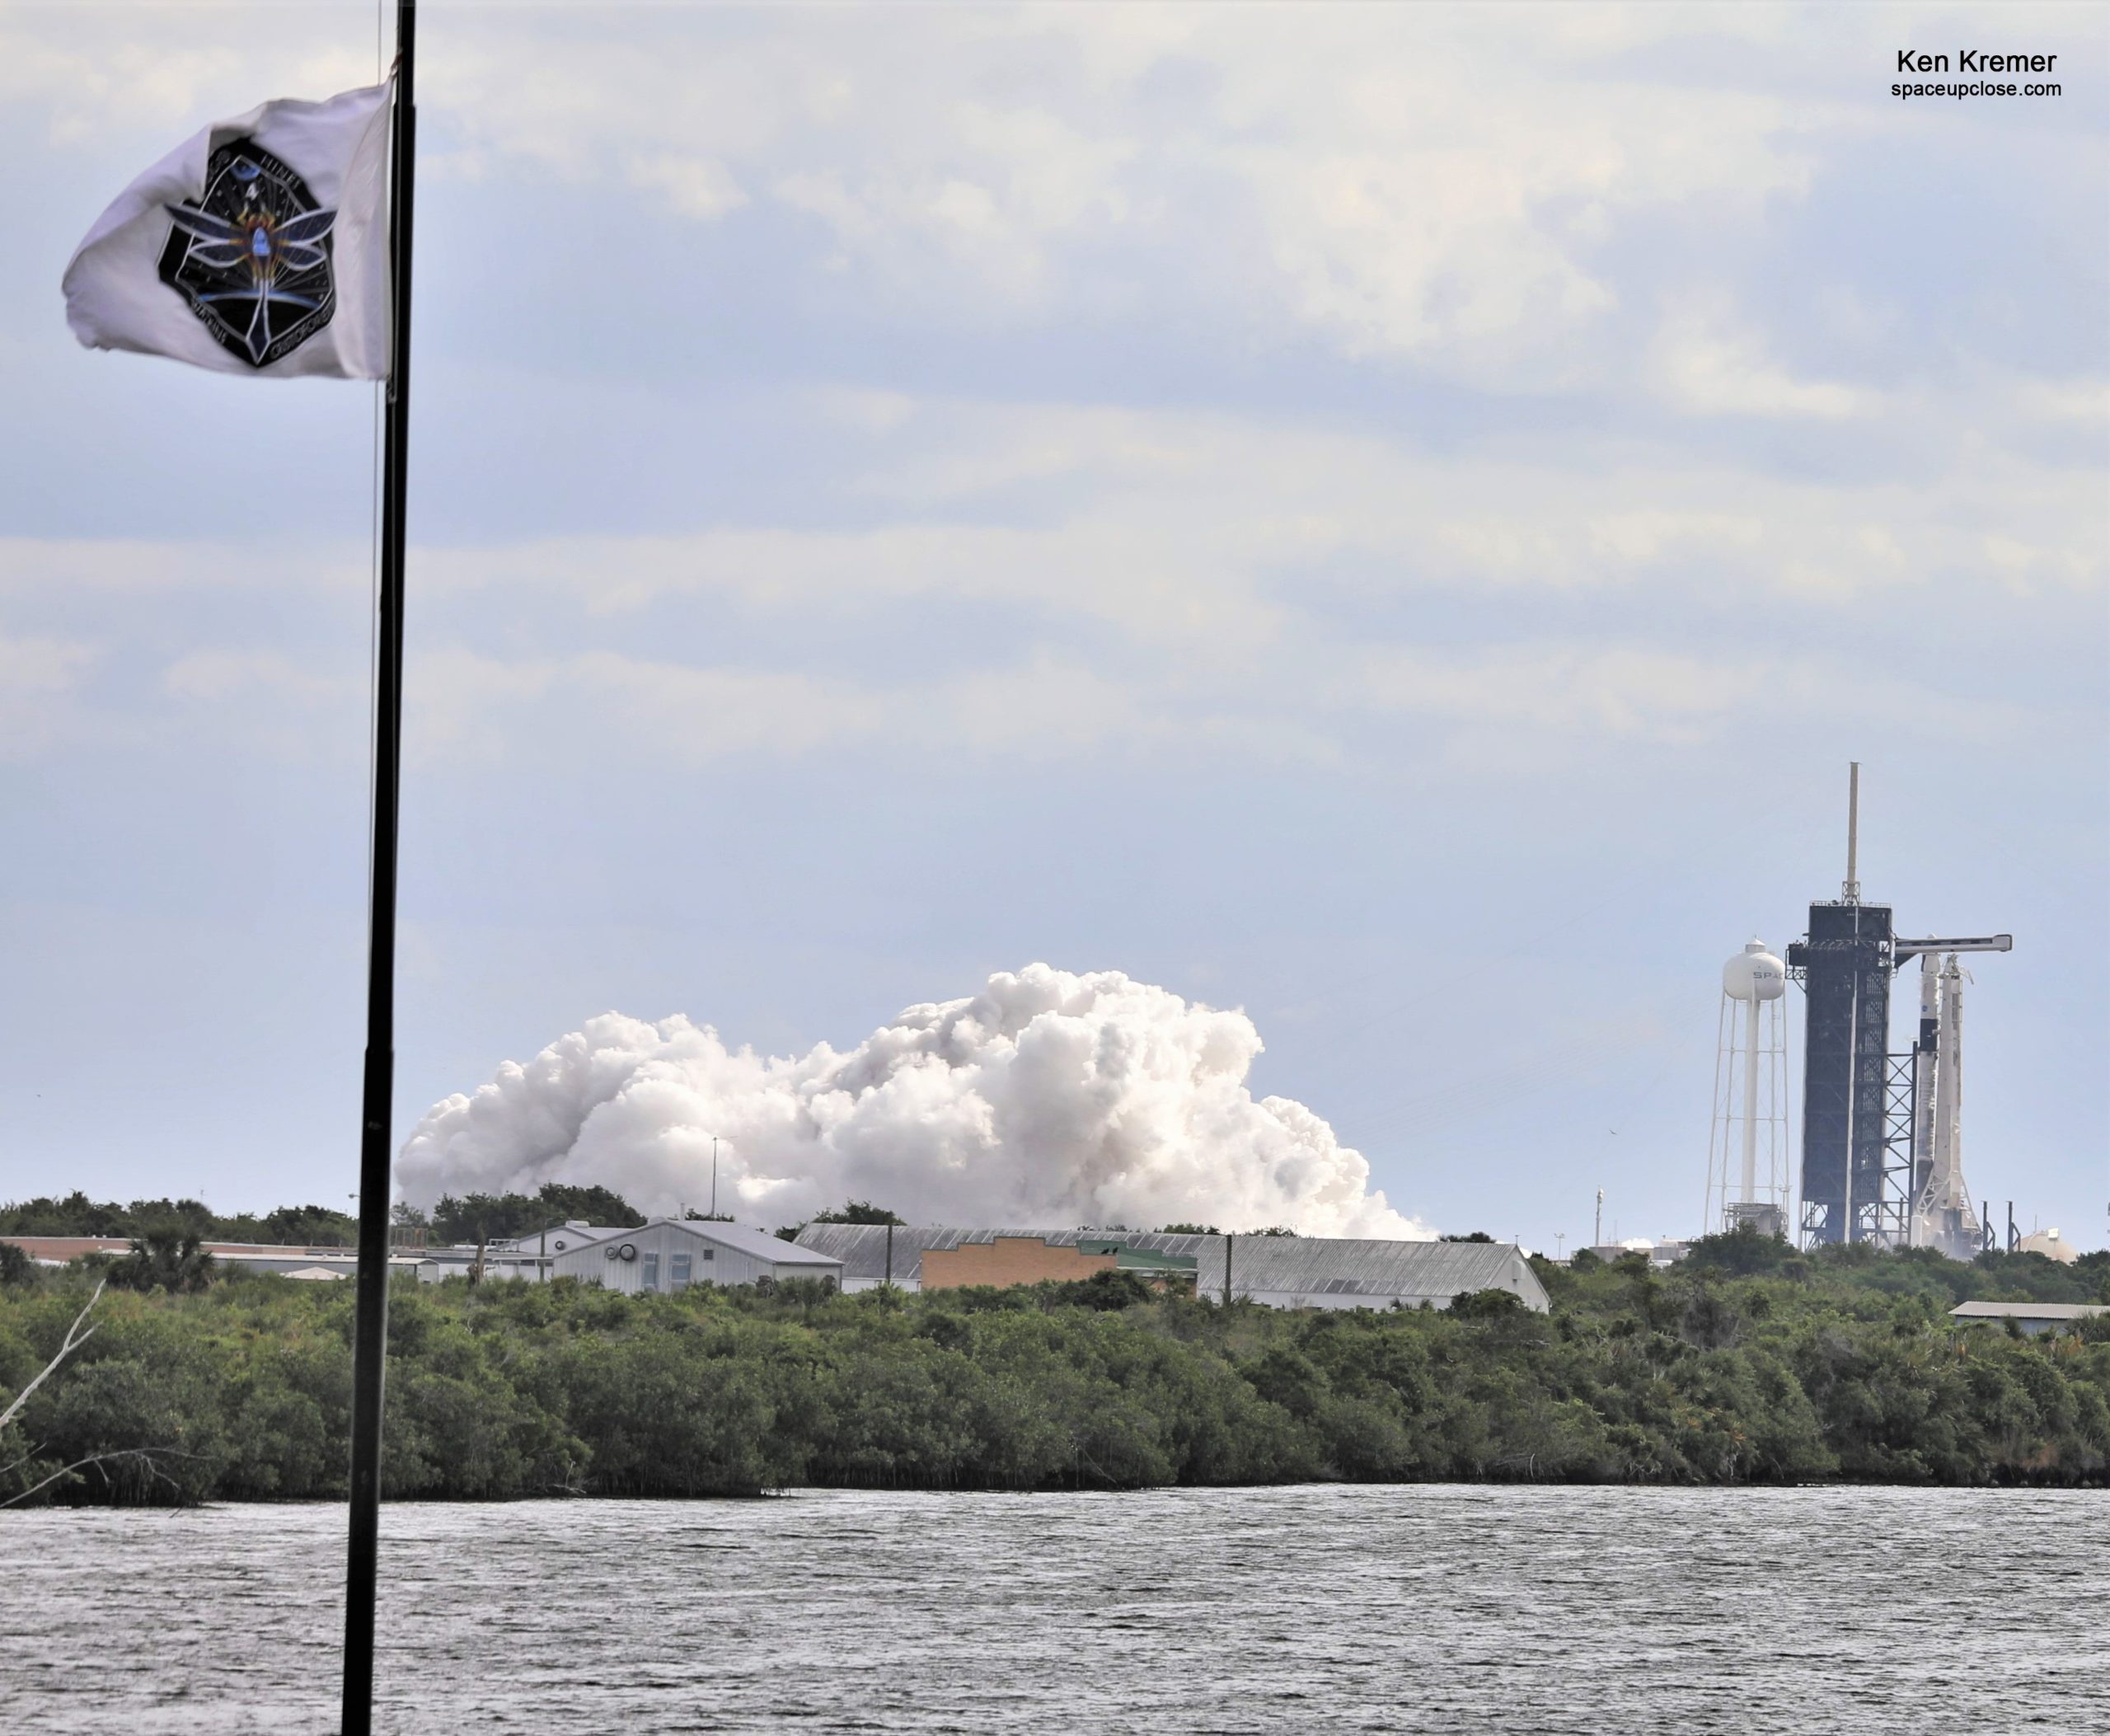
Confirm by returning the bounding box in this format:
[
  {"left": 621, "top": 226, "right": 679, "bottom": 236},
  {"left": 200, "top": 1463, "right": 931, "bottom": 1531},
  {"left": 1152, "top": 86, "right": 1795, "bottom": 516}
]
[{"left": 2, "top": 1229, "right": 2104, "bottom": 1505}]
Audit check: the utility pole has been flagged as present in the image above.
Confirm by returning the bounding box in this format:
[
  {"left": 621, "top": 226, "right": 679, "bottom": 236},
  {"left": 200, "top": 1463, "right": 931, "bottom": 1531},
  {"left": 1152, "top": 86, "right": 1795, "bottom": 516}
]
[
  {"left": 1223, "top": 1232, "right": 1234, "bottom": 1307},
  {"left": 1594, "top": 1189, "right": 1603, "bottom": 1250},
  {"left": 710, "top": 1136, "right": 719, "bottom": 1218}
]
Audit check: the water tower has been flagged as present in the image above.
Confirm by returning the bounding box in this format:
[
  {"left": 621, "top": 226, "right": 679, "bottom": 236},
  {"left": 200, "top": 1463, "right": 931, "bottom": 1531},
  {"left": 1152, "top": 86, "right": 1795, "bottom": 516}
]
[{"left": 1704, "top": 939, "right": 1789, "bottom": 1237}]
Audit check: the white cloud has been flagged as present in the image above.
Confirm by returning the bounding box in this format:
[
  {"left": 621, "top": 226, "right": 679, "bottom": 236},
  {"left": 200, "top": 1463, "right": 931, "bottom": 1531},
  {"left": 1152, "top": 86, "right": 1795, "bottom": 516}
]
[
  {"left": 1, "top": 5, "right": 1832, "bottom": 379},
  {"left": 162, "top": 647, "right": 354, "bottom": 706},
  {"left": 624, "top": 152, "right": 748, "bottom": 222},
  {"left": 421, "top": 392, "right": 2105, "bottom": 617},
  {"left": 0, "top": 537, "right": 365, "bottom": 598},
  {"left": 397, "top": 961, "right": 1429, "bottom": 1238},
  {"left": 0, "top": 625, "right": 93, "bottom": 758},
  {"left": 402, "top": 645, "right": 1334, "bottom": 770},
  {"left": 5, "top": 11, "right": 2099, "bottom": 786},
  {"left": 1349, "top": 640, "right": 2037, "bottom": 764},
  {"left": 0, "top": 359, "right": 2095, "bottom": 778},
  {"left": 1650, "top": 303, "right": 1874, "bottom": 420},
  {"left": 2009, "top": 376, "right": 2110, "bottom": 425},
  {"left": 159, "top": 647, "right": 365, "bottom": 760}
]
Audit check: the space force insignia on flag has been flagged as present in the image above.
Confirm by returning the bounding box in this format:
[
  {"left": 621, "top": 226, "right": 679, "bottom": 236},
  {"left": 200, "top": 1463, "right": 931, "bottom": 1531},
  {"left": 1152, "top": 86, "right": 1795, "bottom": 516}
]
[
  {"left": 63, "top": 81, "right": 392, "bottom": 381},
  {"left": 160, "top": 138, "right": 338, "bottom": 368}
]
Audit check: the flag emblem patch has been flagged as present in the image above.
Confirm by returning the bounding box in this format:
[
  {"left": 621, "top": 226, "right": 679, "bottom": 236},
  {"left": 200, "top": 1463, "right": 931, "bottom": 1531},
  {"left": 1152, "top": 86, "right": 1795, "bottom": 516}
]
[{"left": 157, "top": 137, "right": 337, "bottom": 368}]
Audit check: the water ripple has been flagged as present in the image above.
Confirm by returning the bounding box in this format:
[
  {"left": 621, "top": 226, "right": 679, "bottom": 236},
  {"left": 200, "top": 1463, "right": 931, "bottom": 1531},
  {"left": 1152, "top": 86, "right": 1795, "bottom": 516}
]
[{"left": 1, "top": 1486, "right": 2103, "bottom": 1734}]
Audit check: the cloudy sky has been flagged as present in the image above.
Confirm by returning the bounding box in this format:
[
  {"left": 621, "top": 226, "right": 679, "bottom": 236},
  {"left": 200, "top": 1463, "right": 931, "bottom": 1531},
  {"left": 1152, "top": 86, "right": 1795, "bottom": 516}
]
[{"left": 2, "top": 2, "right": 2103, "bottom": 1250}]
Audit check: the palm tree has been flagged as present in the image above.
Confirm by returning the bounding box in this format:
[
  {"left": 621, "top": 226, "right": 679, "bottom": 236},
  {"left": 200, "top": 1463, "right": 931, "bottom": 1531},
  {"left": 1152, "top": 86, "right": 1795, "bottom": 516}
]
[{"left": 114, "top": 1227, "right": 216, "bottom": 1294}]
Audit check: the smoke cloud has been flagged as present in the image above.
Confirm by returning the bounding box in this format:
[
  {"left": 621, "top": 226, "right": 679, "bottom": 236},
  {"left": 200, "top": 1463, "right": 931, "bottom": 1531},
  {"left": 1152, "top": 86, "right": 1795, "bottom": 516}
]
[{"left": 398, "top": 964, "right": 1427, "bottom": 1238}]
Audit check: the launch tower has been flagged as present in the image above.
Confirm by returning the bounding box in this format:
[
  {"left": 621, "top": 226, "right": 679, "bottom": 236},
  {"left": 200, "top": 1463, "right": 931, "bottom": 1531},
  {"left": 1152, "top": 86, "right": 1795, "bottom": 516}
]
[{"left": 1787, "top": 765, "right": 2010, "bottom": 1250}]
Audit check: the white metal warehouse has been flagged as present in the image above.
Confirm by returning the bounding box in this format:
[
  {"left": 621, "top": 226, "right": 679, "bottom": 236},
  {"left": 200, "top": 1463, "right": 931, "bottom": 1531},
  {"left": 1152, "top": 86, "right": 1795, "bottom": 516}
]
[
  {"left": 551, "top": 1218, "right": 844, "bottom": 1295},
  {"left": 791, "top": 1224, "right": 1550, "bottom": 1312}
]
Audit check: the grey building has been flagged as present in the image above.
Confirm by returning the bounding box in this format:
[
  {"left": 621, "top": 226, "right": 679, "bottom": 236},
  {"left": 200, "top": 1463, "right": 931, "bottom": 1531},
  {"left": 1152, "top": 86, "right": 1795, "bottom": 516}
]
[
  {"left": 415, "top": 1246, "right": 563, "bottom": 1284},
  {"left": 415, "top": 1220, "right": 611, "bottom": 1283},
  {"left": 212, "top": 1250, "right": 433, "bottom": 1282},
  {"left": 1583, "top": 1240, "right": 1689, "bottom": 1269},
  {"left": 791, "top": 1224, "right": 1550, "bottom": 1312},
  {"left": 1949, "top": 1301, "right": 2107, "bottom": 1338},
  {"left": 551, "top": 1218, "right": 843, "bottom": 1295},
  {"left": 493, "top": 1220, "right": 607, "bottom": 1258}
]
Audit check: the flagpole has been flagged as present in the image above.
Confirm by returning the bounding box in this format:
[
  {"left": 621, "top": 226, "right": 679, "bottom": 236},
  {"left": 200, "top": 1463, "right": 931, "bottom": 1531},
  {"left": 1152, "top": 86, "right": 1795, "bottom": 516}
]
[{"left": 342, "top": 2, "right": 415, "bottom": 1732}]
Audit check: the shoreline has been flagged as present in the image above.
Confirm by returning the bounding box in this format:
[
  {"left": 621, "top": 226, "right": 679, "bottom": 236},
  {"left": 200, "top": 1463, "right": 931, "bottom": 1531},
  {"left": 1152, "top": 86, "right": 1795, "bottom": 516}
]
[{"left": 7, "top": 1243, "right": 2104, "bottom": 1509}]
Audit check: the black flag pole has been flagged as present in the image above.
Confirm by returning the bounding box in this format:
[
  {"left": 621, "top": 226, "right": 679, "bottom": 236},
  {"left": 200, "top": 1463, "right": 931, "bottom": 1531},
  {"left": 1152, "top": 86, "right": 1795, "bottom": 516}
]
[{"left": 342, "top": 2, "right": 415, "bottom": 1732}]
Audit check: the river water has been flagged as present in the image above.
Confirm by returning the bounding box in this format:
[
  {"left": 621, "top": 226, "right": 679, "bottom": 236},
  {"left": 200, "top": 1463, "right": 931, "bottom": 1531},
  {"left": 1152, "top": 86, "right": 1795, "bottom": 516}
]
[{"left": 1, "top": 1485, "right": 2103, "bottom": 1733}]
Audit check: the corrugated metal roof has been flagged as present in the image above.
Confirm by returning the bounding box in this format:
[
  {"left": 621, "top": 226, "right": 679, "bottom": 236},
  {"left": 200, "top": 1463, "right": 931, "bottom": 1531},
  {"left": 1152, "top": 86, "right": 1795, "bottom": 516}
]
[
  {"left": 573, "top": 1219, "right": 843, "bottom": 1269},
  {"left": 1951, "top": 1301, "right": 2107, "bottom": 1321},
  {"left": 790, "top": 1224, "right": 1549, "bottom": 1311}
]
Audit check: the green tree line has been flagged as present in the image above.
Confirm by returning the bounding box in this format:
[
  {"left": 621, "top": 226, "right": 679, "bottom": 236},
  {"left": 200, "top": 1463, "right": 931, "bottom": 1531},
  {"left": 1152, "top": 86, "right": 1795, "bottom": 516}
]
[
  {"left": 1, "top": 1184, "right": 654, "bottom": 1250},
  {"left": 3, "top": 1192, "right": 361, "bottom": 1247},
  {"left": 414, "top": 1184, "right": 647, "bottom": 1246},
  {"left": 2, "top": 1227, "right": 2103, "bottom": 1506}
]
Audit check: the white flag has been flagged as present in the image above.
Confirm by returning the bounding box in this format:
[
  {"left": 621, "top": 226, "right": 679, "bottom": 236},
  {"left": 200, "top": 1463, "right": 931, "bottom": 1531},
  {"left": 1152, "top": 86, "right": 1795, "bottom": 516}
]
[{"left": 63, "top": 82, "right": 393, "bottom": 380}]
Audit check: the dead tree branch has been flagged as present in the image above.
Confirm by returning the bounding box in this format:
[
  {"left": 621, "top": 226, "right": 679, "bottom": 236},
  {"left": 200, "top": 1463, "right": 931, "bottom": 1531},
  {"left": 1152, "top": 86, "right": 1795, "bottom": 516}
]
[
  {"left": 0, "top": 1446, "right": 204, "bottom": 1510},
  {"left": 0, "top": 1279, "right": 105, "bottom": 1437}
]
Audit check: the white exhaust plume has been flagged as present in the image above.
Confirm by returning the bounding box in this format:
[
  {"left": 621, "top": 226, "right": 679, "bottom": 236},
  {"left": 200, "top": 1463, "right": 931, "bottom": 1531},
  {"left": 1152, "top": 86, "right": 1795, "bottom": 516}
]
[{"left": 398, "top": 964, "right": 1427, "bottom": 1238}]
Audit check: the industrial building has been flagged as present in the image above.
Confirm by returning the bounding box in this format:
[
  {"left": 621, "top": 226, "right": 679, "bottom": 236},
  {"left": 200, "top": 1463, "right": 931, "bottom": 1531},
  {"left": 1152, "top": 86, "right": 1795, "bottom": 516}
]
[
  {"left": 549, "top": 1218, "right": 842, "bottom": 1294},
  {"left": 0, "top": 1233, "right": 434, "bottom": 1281},
  {"left": 1584, "top": 1239, "right": 1690, "bottom": 1269},
  {"left": 911, "top": 1234, "right": 1198, "bottom": 1291},
  {"left": 791, "top": 1224, "right": 1550, "bottom": 1312},
  {"left": 412, "top": 1219, "right": 612, "bottom": 1283},
  {"left": 2, "top": 1220, "right": 842, "bottom": 1293},
  {"left": 1948, "top": 1301, "right": 2107, "bottom": 1338}
]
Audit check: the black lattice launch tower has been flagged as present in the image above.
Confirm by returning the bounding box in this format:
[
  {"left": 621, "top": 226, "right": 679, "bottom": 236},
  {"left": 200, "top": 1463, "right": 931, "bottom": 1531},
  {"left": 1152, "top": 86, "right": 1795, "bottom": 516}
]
[{"left": 1786, "top": 766, "right": 2010, "bottom": 1250}]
